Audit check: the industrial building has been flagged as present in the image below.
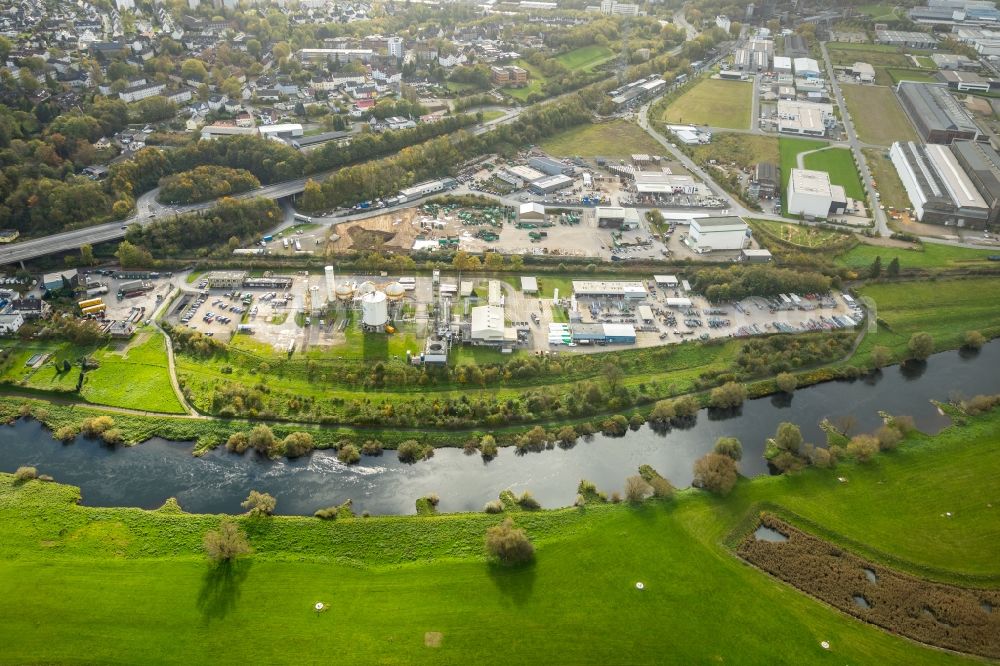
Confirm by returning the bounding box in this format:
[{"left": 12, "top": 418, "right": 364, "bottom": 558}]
[
  {"left": 787, "top": 169, "right": 848, "bottom": 219},
  {"left": 951, "top": 140, "right": 1000, "bottom": 225},
  {"left": 397, "top": 177, "right": 457, "bottom": 202},
  {"left": 519, "top": 202, "right": 546, "bottom": 223},
  {"left": 595, "top": 207, "right": 641, "bottom": 229},
  {"left": 298, "top": 48, "right": 374, "bottom": 63},
  {"left": 686, "top": 216, "right": 749, "bottom": 252},
  {"left": 954, "top": 27, "right": 1000, "bottom": 55},
  {"left": 875, "top": 30, "right": 938, "bottom": 49},
  {"left": 609, "top": 76, "right": 666, "bottom": 107},
  {"left": 741, "top": 249, "right": 774, "bottom": 263},
  {"left": 793, "top": 57, "right": 821, "bottom": 78},
  {"left": 529, "top": 174, "right": 574, "bottom": 195},
  {"left": 634, "top": 171, "right": 698, "bottom": 195},
  {"left": 500, "top": 165, "right": 546, "bottom": 188},
  {"left": 938, "top": 70, "right": 998, "bottom": 92},
  {"left": 42, "top": 269, "right": 79, "bottom": 292},
  {"left": 258, "top": 124, "right": 304, "bottom": 138},
  {"left": 206, "top": 271, "right": 248, "bottom": 290},
  {"left": 752, "top": 162, "right": 780, "bottom": 198},
  {"left": 776, "top": 100, "right": 836, "bottom": 136},
  {"left": 470, "top": 304, "right": 514, "bottom": 344},
  {"left": 851, "top": 62, "right": 876, "bottom": 83},
  {"left": 773, "top": 56, "right": 792, "bottom": 74},
  {"left": 520, "top": 276, "right": 538, "bottom": 294},
  {"left": 572, "top": 280, "right": 647, "bottom": 299},
  {"left": 896, "top": 82, "right": 984, "bottom": 144},
  {"left": 890, "top": 141, "right": 993, "bottom": 227},
  {"left": 527, "top": 156, "right": 575, "bottom": 176}
]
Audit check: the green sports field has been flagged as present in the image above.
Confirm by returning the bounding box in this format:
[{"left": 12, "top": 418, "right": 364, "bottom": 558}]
[
  {"left": 2, "top": 403, "right": 999, "bottom": 663},
  {"left": 660, "top": 78, "right": 753, "bottom": 129},
  {"left": 554, "top": 45, "right": 615, "bottom": 71}
]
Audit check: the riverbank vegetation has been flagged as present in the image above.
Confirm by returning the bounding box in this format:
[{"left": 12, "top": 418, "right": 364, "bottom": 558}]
[{"left": 1, "top": 404, "right": 999, "bottom": 663}]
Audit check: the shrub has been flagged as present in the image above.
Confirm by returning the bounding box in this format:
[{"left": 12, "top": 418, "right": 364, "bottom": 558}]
[
  {"left": 226, "top": 431, "right": 250, "bottom": 453},
  {"left": 203, "top": 519, "right": 251, "bottom": 561},
  {"left": 803, "top": 444, "right": 834, "bottom": 468},
  {"left": 648, "top": 399, "right": 675, "bottom": 423},
  {"left": 907, "top": 332, "right": 934, "bottom": 361},
  {"left": 480, "top": 434, "right": 498, "bottom": 460},
  {"left": 875, "top": 425, "right": 902, "bottom": 451},
  {"left": 672, "top": 395, "right": 700, "bottom": 419},
  {"left": 101, "top": 428, "right": 124, "bottom": 445},
  {"left": 484, "top": 499, "right": 503, "bottom": 514},
  {"left": 14, "top": 466, "right": 37, "bottom": 481},
  {"left": 847, "top": 434, "right": 880, "bottom": 462},
  {"left": 314, "top": 506, "right": 339, "bottom": 520},
  {"left": 398, "top": 439, "right": 432, "bottom": 463},
  {"left": 964, "top": 330, "right": 986, "bottom": 350},
  {"left": 891, "top": 414, "right": 916, "bottom": 435},
  {"left": 517, "top": 491, "right": 541, "bottom": 510},
  {"left": 964, "top": 394, "right": 1000, "bottom": 415},
  {"left": 361, "top": 439, "right": 383, "bottom": 456},
  {"left": 628, "top": 413, "right": 645, "bottom": 430},
  {"left": 282, "top": 432, "right": 314, "bottom": 458},
  {"left": 609, "top": 491, "right": 622, "bottom": 503},
  {"left": 337, "top": 443, "right": 361, "bottom": 464},
  {"left": 624, "top": 475, "right": 653, "bottom": 503},
  {"left": 775, "top": 372, "right": 797, "bottom": 394},
  {"left": 54, "top": 425, "right": 79, "bottom": 442},
  {"left": 556, "top": 426, "right": 577, "bottom": 446},
  {"left": 870, "top": 345, "right": 893, "bottom": 369},
  {"left": 709, "top": 382, "right": 746, "bottom": 409},
  {"left": 713, "top": 436, "right": 743, "bottom": 461},
  {"left": 241, "top": 490, "right": 276, "bottom": 516},
  {"left": 649, "top": 476, "right": 675, "bottom": 499},
  {"left": 249, "top": 424, "right": 276, "bottom": 455},
  {"left": 693, "top": 453, "right": 738, "bottom": 496},
  {"left": 80, "top": 415, "right": 115, "bottom": 437},
  {"left": 601, "top": 414, "right": 629, "bottom": 436},
  {"left": 485, "top": 518, "right": 534, "bottom": 564},
  {"left": 772, "top": 422, "right": 803, "bottom": 455}
]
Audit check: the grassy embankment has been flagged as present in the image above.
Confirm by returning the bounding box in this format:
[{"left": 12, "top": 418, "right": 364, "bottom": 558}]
[
  {"left": 539, "top": 120, "right": 665, "bottom": 159},
  {"left": 2, "top": 406, "right": 999, "bottom": 664},
  {"left": 659, "top": 78, "right": 752, "bottom": 129},
  {"left": 852, "top": 276, "right": 1000, "bottom": 365},
  {"left": 554, "top": 45, "right": 615, "bottom": 72}
]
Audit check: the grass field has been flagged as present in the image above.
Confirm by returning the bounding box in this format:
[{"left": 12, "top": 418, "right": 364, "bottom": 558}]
[
  {"left": 841, "top": 84, "right": 918, "bottom": 146},
  {"left": 837, "top": 242, "right": 1000, "bottom": 271},
  {"left": 539, "top": 120, "right": 663, "bottom": 159},
  {"left": 3, "top": 405, "right": 999, "bottom": 663},
  {"left": 914, "top": 55, "right": 936, "bottom": 68},
  {"left": 480, "top": 110, "right": 505, "bottom": 122},
  {"left": 0, "top": 340, "right": 87, "bottom": 393},
  {"left": 887, "top": 68, "right": 939, "bottom": 84},
  {"left": 749, "top": 219, "right": 852, "bottom": 249},
  {"left": 802, "top": 148, "right": 866, "bottom": 200},
  {"left": 82, "top": 331, "right": 185, "bottom": 414},
  {"left": 554, "top": 45, "right": 615, "bottom": 71},
  {"left": 854, "top": 277, "right": 1000, "bottom": 364},
  {"left": 691, "top": 133, "right": 779, "bottom": 170},
  {"left": 863, "top": 148, "right": 910, "bottom": 211},
  {"left": 660, "top": 78, "right": 752, "bottom": 129}
]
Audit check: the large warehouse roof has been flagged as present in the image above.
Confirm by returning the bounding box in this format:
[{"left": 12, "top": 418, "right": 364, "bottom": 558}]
[
  {"left": 897, "top": 82, "right": 979, "bottom": 134},
  {"left": 925, "top": 144, "right": 988, "bottom": 209},
  {"left": 951, "top": 140, "right": 1000, "bottom": 204},
  {"left": 572, "top": 280, "right": 648, "bottom": 297}
]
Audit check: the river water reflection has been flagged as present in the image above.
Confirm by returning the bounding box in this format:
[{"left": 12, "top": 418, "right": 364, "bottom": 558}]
[{"left": 1, "top": 342, "right": 997, "bottom": 516}]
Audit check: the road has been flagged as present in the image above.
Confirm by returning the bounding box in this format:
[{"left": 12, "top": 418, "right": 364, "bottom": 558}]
[
  {"left": 819, "top": 41, "right": 891, "bottom": 237},
  {"left": 0, "top": 109, "right": 528, "bottom": 266}
]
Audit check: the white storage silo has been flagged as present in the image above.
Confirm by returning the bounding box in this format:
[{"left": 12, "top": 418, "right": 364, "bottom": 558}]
[
  {"left": 324, "top": 266, "right": 335, "bottom": 303},
  {"left": 361, "top": 291, "right": 389, "bottom": 328}
]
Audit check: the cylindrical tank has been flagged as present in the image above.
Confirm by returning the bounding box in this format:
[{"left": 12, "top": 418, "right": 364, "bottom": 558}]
[
  {"left": 361, "top": 291, "right": 389, "bottom": 328},
  {"left": 384, "top": 281, "right": 405, "bottom": 301},
  {"left": 324, "top": 266, "right": 335, "bottom": 302},
  {"left": 335, "top": 282, "right": 355, "bottom": 301}
]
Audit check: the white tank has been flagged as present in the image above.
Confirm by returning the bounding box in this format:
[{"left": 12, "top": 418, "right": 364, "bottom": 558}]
[
  {"left": 324, "top": 266, "right": 335, "bottom": 302},
  {"left": 357, "top": 280, "right": 376, "bottom": 297},
  {"left": 335, "top": 282, "right": 355, "bottom": 301},
  {"left": 384, "top": 281, "right": 405, "bottom": 301},
  {"left": 361, "top": 291, "right": 389, "bottom": 328}
]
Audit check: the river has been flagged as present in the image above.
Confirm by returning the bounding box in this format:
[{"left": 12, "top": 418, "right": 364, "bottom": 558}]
[{"left": 1, "top": 342, "right": 998, "bottom": 516}]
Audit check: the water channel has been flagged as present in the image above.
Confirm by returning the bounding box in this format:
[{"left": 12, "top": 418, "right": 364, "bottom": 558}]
[{"left": 1, "top": 342, "right": 998, "bottom": 516}]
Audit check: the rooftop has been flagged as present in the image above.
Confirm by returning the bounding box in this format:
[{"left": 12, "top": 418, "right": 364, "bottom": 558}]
[{"left": 790, "top": 168, "right": 833, "bottom": 197}]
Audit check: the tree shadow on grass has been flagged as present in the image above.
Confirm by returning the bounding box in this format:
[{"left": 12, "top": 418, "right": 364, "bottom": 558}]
[
  {"left": 486, "top": 560, "right": 537, "bottom": 607},
  {"left": 197, "top": 559, "right": 251, "bottom": 624}
]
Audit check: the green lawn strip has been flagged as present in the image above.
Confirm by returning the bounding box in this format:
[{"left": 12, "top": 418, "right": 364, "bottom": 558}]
[
  {"left": 1, "top": 409, "right": 999, "bottom": 663},
  {"left": 887, "top": 68, "right": 938, "bottom": 84},
  {"left": 82, "top": 331, "right": 185, "bottom": 414},
  {"left": 539, "top": 120, "right": 664, "bottom": 159},
  {"left": 479, "top": 110, "right": 505, "bottom": 122},
  {"left": 840, "top": 84, "right": 918, "bottom": 146},
  {"left": 851, "top": 277, "right": 1000, "bottom": 365},
  {"left": 554, "top": 45, "right": 615, "bottom": 71},
  {"left": 660, "top": 78, "right": 752, "bottom": 129},
  {"left": 802, "top": 148, "right": 865, "bottom": 200}
]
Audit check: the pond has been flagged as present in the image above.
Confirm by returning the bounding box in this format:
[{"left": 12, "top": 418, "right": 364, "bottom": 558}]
[{"left": 2, "top": 342, "right": 998, "bottom": 516}]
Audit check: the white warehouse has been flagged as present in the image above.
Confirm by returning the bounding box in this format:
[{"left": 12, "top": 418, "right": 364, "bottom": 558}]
[
  {"left": 686, "top": 216, "right": 749, "bottom": 252},
  {"left": 787, "top": 168, "right": 848, "bottom": 218}
]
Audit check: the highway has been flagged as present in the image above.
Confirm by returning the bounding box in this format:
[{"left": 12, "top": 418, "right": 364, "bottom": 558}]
[{"left": 0, "top": 109, "right": 524, "bottom": 266}]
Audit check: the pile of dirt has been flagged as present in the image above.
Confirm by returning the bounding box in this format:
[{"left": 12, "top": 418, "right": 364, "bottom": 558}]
[{"left": 737, "top": 514, "right": 1000, "bottom": 659}]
